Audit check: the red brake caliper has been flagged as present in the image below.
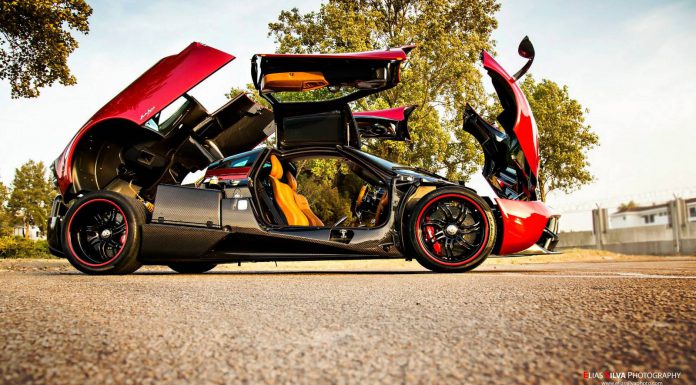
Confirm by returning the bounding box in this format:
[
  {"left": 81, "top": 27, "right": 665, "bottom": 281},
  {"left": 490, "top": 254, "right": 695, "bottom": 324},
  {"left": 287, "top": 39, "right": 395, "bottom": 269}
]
[{"left": 424, "top": 216, "right": 442, "bottom": 255}]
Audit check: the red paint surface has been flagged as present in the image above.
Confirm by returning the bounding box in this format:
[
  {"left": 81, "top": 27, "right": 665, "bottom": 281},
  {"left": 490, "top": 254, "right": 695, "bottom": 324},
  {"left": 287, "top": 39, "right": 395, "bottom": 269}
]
[
  {"left": 205, "top": 167, "right": 251, "bottom": 181},
  {"left": 495, "top": 198, "right": 551, "bottom": 255},
  {"left": 55, "top": 42, "right": 235, "bottom": 195},
  {"left": 353, "top": 106, "right": 410, "bottom": 121},
  {"left": 482, "top": 51, "right": 539, "bottom": 177},
  {"left": 257, "top": 46, "right": 414, "bottom": 61}
]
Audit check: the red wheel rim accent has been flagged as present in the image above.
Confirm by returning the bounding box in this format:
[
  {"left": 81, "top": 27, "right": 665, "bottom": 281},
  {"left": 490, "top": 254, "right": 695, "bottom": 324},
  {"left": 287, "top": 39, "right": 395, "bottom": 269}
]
[
  {"left": 415, "top": 193, "right": 489, "bottom": 267},
  {"left": 66, "top": 199, "right": 129, "bottom": 268}
]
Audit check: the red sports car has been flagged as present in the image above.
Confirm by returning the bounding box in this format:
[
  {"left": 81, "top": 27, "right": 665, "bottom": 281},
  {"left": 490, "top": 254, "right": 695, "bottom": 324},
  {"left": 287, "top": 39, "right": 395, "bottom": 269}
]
[{"left": 46, "top": 37, "right": 559, "bottom": 274}]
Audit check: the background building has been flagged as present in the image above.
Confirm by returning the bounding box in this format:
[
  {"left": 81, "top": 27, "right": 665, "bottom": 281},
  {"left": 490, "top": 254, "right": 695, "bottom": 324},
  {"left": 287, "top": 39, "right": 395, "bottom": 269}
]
[
  {"left": 610, "top": 203, "right": 670, "bottom": 228},
  {"left": 12, "top": 225, "right": 43, "bottom": 240},
  {"left": 558, "top": 197, "right": 696, "bottom": 255}
]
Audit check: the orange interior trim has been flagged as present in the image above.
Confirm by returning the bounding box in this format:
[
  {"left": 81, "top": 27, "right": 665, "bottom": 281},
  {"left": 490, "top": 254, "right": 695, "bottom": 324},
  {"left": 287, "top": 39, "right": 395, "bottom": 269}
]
[
  {"left": 269, "top": 155, "right": 309, "bottom": 226},
  {"left": 269, "top": 154, "right": 283, "bottom": 179},
  {"left": 374, "top": 192, "right": 389, "bottom": 225},
  {"left": 286, "top": 171, "right": 324, "bottom": 227},
  {"left": 356, "top": 185, "right": 367, "bottom": 208},
  {"left": 262, "top": 72, "right": 329, "bottom": 92},
  {"left": 294, "top": 195, "right": 324, "bottom": 227},
  {"left": 286, "top": 170, "right": 298, "bottom": 191}
]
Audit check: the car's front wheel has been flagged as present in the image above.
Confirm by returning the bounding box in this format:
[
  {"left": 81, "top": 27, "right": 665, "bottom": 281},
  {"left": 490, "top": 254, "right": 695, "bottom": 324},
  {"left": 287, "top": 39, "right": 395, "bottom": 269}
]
[
  {"left": 62, "top": 191, "right": 146, "bottom": 275},
  {"left": 407, "top": 187, "right": 496, "bottom": 273}
]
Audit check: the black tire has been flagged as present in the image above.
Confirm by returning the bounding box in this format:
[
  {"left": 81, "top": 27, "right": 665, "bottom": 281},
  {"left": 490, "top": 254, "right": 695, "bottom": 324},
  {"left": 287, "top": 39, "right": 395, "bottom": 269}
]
[
  {"left": 61, "top": 191, "right": 146, "bottom": 275},
  {"left": 407, "top": 187, "right": 496, "bottom": 273},
  {"left": 167, "top": 263, "right": 217, "bottom": 274}
]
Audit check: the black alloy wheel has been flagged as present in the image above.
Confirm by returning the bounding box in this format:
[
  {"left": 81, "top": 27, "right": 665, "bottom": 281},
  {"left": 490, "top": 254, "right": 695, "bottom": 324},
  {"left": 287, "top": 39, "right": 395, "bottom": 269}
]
[
  {"left": 408, "top": 187, "right": 496, "bottom": 272},
  {"left": 62, "top": 191, "right": 146, "bottom": 275}
]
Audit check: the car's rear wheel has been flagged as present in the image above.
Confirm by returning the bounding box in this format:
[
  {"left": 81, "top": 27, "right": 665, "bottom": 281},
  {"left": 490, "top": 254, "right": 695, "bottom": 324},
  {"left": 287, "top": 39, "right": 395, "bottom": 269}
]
[
  {"left": 407, "top": 187, "right": 496, "bottom": 273},
  {"left": 62, "top": 191, "right": 146, "bottom": 275},
  {"left": 168, "top": 263, "right": 217, "bottom": 274}
]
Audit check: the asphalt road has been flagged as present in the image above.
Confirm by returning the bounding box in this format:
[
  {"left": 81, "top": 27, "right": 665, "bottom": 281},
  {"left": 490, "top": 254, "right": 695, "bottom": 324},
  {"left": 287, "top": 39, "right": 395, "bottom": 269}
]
[{"left": 1, "top": 258, "right": 695, "bottom": 385}]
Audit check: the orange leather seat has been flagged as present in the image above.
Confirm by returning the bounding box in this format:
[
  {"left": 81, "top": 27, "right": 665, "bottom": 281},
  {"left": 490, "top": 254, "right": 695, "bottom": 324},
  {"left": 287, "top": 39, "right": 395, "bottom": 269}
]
[
  {"left": 286, "top": 171, "right": 324, "bottom": 227},
  {"left": 268, "top": 155, "right": 309, "bottom": 226}
]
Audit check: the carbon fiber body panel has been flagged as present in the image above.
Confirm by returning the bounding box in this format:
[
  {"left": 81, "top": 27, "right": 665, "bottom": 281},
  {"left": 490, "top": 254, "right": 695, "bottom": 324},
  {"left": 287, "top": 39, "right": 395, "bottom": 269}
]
[
  {"left": 152, "top": 185, "right": 222, "bottom": 228},
  {"left": 140, "top": 224, "right": 228, "bottom": 261},
  {"left": 138, "top": 181, "right": 408, "bottom": 263}
]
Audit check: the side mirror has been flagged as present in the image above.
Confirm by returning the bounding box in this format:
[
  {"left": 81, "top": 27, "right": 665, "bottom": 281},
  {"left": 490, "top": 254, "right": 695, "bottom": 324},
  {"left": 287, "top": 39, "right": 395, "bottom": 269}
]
[
  {"left": 513, "top": 36, "right": 535, "bottom": 81},
  {"left": 518, "top": 36, "right": 535, "bottom": 59}
]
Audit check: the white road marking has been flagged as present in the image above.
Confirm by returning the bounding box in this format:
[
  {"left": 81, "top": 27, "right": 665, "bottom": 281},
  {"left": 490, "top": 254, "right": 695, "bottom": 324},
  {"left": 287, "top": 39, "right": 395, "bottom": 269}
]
[{"left": 494, "top": 272, "right": 696, "bottom": 279}]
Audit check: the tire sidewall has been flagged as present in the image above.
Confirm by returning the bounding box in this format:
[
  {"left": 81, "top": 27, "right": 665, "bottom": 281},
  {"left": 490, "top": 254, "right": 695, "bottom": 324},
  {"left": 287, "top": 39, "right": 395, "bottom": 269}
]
[
  {"left": 62, "top": 191, "right": 143, "bottom": 274},
  {"left": 407, "top": 187, "right": 496, "bottom": 272}
]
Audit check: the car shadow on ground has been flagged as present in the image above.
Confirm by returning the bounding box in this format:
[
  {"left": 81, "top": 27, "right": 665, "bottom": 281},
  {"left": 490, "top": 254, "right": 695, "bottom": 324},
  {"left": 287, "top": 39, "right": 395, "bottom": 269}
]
[{"left": 49, "top": 269, "right": 554, "bottom": 276}]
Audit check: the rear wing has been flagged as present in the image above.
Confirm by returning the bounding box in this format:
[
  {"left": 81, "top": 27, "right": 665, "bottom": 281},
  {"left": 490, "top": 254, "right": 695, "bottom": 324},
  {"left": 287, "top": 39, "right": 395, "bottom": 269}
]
[{"left": 353, "top": 106, "right": 416, "bottom": 142}]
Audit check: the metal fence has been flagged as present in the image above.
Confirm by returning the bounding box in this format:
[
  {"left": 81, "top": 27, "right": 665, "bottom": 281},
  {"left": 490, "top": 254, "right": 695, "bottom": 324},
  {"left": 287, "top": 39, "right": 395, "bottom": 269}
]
[{"left": 557, "top": 198, "right": 696, "bottom": 255}]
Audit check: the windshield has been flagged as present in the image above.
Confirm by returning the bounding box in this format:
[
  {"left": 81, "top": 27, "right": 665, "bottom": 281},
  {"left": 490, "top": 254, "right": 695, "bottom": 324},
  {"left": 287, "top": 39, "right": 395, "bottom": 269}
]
[
  {"left": 208, "top": 148, "right": 263, "bottom": 170},
  {"left": 358, "top": 151, "right": 444, "bottom": 179},
  {"left": 357, "top": 151, "right": 404, "bottom": 169},
  {"left": 143, "top": 95, "right": 197, "bottom": 136}
]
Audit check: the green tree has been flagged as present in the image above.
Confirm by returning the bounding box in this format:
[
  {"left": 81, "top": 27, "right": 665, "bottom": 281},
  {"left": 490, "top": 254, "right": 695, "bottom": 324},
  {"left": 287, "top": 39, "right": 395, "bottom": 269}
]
[
  {"left": 520, "top": 76, "right": 599, "bottom": 202},
  {"left": 617, "top": 200, "right": 637, "bottom": 212},
  {"left": 267, "top": 0, "right": 500, "bottom": 180},
  {"left": 7, "top": 160, "right": 55, "bottom": 236},
  {"left": 0, "top": 181, "right": 11, "bottom": 236},
  {"left": 0, "top": 0, "right": 92, "bottom": 98}
]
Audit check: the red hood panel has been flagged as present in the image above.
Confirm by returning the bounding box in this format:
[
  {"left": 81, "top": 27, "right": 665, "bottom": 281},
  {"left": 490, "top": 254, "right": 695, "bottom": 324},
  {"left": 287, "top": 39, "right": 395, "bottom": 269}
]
[{"left": 87, "top": 42, "right": 234, "bottom": 126}]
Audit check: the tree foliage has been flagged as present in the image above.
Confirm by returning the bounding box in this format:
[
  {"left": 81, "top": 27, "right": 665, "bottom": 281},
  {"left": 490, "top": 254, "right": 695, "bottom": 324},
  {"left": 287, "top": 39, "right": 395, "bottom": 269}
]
[
  {"left": 0, "top": 181, "right": 11, "bottom": 236},
  {"left": 0, "top": 0, "right": 92, "bottom": 98},
  {"left": 519, "top": 76, "right": 599, "bottom": 201},
  {"left": 267, "top": 0, "right": 500, "bottom": 180},
  {"left": 7, "top": 160, "right": 55, "bottom": 234},
  {"left": 617, "top": 200, "right": 637, "bottom": 212}
]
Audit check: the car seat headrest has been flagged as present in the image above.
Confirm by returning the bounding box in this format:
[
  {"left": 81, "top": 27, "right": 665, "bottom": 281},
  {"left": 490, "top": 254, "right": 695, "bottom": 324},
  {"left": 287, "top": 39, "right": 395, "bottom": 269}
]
[{"left": 270, "top": 154, "right": 283, "bottom": 179}]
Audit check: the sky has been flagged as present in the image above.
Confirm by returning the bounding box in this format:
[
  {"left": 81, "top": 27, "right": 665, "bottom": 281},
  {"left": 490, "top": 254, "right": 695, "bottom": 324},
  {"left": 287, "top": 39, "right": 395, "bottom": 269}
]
[{"left": 1, "top": 0, "right": 695, "bottom": 231}]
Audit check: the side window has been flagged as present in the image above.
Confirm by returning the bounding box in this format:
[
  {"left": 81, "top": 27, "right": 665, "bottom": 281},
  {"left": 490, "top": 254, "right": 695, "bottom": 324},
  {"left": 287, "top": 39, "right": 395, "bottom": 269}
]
[
  {"left": 143, "top": 96, "right": 190, "bottom": 135},
  {"left": 293, "top": 157, "right": 386, "bottom": 227}
]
